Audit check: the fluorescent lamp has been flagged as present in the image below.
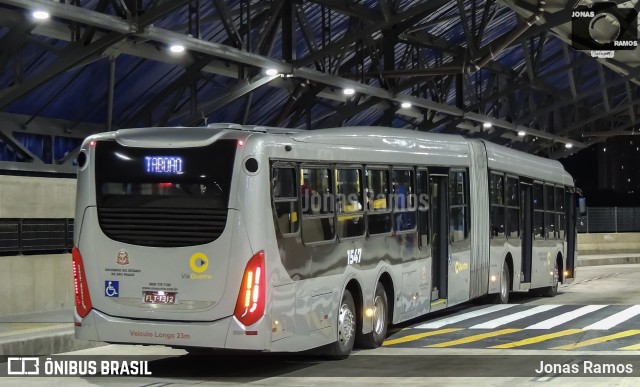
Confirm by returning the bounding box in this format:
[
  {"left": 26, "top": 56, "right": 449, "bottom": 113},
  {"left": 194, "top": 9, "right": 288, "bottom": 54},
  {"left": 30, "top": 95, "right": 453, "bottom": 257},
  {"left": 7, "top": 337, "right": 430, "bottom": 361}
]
[
  {"left": 169, "top": 44, "right": 185, "bottom": 53},
  {"left": 33, "top": 10, "right": 50, "bottom": 20}
]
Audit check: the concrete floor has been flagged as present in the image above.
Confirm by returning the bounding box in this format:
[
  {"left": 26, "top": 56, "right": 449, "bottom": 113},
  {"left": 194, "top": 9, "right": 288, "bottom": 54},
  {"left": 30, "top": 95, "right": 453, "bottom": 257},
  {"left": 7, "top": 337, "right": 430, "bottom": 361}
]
[{"left": 4, "top": 264, "right": 640, "bottom": 386}]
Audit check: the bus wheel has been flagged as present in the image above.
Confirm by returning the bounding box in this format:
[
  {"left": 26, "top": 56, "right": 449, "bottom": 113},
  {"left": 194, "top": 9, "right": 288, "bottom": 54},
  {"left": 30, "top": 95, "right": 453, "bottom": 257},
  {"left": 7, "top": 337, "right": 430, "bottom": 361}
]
[
  {"left": 356, "top": 283, "right": 388, "bottom": 349},
  {"left": 493, "top": 262, "right": 510, "bottom": 304},
  {"left": 539, "top": 260, "right": 559, "bottom": 297},
  {"left": 328, "top": 289, "right": 356, "bottom": 358}
]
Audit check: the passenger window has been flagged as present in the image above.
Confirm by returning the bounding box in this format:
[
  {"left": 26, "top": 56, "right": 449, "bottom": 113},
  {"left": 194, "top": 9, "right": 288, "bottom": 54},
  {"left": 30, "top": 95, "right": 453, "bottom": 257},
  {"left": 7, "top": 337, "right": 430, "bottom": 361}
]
[
  {"left": 273, "top": 167, "right": 296, "bottom": 199},
  {"left": 417, "top": 170, "right": 430, "bottom": 247},
  {"left": 490, "top": 172, "right": 505, "bottom": 238},
  {"left": 556, "top": 186, "right": 566, "bottom": 239},
  {"left": 365, "top": 168, "right": 391, "bottom": 235},
  {"left": 555, "top": 187, "right": 565, "bottom": 212},
  {"left": 544, "top": 185, "right": 554, "bottom": 212},
  {"left": 271, "top": 167, "right": 299, "bottom": 235},
  {"left": 533, "top": 183, "right": 544, "bottom": 239},
  {"left": 301, "top": 167, "right": 335, "bottom": 243},
  {"left": 544, "top": 184, "right": 555, "bottom": 239},
  {"left": 533, "top": 183, "right": 543, "bottom": 211},
  {"left": 490, "top": 173, "right": 504, "bottom": 205},
  {"left": 449, "top": 170, "right": 468, "bottom": 242},
  {"left": 336, "top": 168, "right": 364, "bottom": 239},
  {"left": 392, "top": 169, "right": 416, "bottom": 232},
  {"left": 505, "top": 177, "right": 519, "bottom": 238}
]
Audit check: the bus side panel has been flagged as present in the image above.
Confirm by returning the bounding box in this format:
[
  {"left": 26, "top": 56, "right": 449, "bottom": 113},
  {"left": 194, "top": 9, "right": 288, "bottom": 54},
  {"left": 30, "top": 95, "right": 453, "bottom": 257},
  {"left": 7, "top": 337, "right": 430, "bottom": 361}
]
[{"left": 468, "top": 140, "right": 490, "bottom": 298}]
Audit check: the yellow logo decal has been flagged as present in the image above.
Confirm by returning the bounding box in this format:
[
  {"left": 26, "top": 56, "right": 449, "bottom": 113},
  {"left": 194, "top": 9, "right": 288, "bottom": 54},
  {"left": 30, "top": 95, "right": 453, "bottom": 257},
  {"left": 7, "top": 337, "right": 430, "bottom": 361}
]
[
  {"left": 455, "top": 261, "right": 469, "bottom": 274},
  {"left": 190, "top": 252, "right": 209, "bottom": 273}
]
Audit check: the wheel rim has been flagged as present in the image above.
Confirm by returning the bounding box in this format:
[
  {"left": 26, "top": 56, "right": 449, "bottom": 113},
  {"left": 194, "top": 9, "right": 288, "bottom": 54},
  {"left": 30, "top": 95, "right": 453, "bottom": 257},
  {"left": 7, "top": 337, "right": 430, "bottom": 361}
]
[
  {"left": 372, "top": 295, "right": 386, "bottom": 335},
  {"left": 501, "top": 265, "right": 508, "bottom": 300},
  {"left": 337, "top": 303, "right": 355, "bottom": 346}
]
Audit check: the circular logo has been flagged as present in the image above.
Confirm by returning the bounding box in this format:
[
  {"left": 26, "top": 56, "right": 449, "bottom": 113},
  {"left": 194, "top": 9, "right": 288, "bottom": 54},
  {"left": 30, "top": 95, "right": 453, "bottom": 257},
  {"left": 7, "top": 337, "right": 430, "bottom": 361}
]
[{"left": 190, "top": 252, "right": 209, "bottom": 273}]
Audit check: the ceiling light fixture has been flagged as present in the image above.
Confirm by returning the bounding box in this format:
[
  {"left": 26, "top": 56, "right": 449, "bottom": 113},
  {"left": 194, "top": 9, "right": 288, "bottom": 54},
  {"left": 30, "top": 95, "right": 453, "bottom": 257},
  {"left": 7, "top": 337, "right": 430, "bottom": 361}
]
[
  {"left": 401, "top": 102, "right": 412, "bottom": 109},
  {"left": 32, "top": 10, "right": 50, "bottom": 20},
  {"left": 565, "top": 143, "right": 573, "bottom": 149},
  {"left": 343, "top": 88, "right": 355, "bottom": 96},
  {"left": 518, "top": 131, "right": 526, "bottom": 137},
  {"left": 169, "top": 44, "right": 185, "bottom": 53},
  {"left": 265, "top": 69, "right": 278, "bottom": 76},
  {"left": 483, "top": 122, "right": 492, "bottom": 129}
]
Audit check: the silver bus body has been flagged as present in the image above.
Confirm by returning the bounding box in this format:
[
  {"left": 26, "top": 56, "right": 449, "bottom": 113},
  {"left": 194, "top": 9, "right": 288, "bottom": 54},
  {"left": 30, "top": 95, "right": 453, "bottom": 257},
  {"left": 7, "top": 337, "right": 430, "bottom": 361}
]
[{"left": 73, "top": 125, "right": 575, "bottom": 353}]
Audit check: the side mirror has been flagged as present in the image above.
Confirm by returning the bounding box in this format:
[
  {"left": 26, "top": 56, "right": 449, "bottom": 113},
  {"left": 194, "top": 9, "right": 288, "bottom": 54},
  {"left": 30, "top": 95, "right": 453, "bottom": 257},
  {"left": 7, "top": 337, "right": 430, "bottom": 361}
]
[{"left": 578, "top": 197, "right": 587, "bottom": 216}]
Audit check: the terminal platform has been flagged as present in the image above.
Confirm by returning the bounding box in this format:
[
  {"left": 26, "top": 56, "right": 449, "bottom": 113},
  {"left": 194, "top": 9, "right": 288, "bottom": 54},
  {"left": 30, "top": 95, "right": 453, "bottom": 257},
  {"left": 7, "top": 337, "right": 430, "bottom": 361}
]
[{"left": 1, "top": 253, "right": 639, "bottom": 356}]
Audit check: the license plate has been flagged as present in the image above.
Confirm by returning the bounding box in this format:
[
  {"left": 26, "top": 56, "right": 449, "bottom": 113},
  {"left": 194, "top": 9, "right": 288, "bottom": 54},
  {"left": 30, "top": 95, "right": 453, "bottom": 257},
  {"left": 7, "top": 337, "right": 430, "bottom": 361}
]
[{"left": 143, "top": 291, "right": 177, "bottom": 304}]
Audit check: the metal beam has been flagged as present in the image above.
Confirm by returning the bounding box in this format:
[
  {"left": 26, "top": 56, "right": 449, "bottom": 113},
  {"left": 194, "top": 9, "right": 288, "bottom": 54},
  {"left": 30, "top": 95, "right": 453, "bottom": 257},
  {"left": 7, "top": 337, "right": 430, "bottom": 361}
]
[
  {"left": 0, "top": 0, "right": 191, "bottom": 110},
  {"left": 124, "top": 55, "right": 215, "bottom": 126},
  {"left": 294, "top": 0, "right": 450, "bottom": 67},
  {"left": 183, "top": 74, "right": 279, "bottom": 126},
  {"left": 213, "top": 0, "right": 243, "bottom": 48}
]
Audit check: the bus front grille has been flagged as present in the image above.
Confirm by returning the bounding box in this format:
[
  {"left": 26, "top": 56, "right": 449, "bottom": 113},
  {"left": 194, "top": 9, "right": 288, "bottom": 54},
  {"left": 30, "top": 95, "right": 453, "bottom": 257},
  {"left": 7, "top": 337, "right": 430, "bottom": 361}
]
[{"left": 97, "top": 207, "right": 227, "bottom": 247}]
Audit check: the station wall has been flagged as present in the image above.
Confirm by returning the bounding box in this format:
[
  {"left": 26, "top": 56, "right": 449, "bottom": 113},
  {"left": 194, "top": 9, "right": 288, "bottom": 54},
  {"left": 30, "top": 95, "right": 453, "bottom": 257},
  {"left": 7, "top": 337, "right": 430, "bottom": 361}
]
[{"left": 0, "top": 175, "right": 76, "bottom": 316}]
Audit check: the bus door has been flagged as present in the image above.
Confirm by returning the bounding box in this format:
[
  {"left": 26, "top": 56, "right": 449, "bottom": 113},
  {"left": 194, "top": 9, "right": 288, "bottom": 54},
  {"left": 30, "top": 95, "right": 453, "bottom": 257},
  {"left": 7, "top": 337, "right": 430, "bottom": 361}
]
[
  {"left": 430, "top": 172, "right": 449, "bottom": 301},
  {"left": 520, "top": 181, "right": 533, "bottom": 284}
]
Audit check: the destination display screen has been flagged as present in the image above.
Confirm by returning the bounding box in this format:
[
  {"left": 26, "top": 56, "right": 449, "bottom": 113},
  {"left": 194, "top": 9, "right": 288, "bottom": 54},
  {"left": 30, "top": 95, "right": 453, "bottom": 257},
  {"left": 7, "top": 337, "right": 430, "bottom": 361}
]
[{"left": 144, "top": 156, "right": 183, "bottom": 174}]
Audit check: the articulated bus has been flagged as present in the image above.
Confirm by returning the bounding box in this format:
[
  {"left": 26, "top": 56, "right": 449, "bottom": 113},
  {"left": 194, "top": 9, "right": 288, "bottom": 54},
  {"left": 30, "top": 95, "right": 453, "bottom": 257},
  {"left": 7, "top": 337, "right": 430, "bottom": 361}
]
[{"left": 73, "top": 125, "right": 577, "bottom": 357}]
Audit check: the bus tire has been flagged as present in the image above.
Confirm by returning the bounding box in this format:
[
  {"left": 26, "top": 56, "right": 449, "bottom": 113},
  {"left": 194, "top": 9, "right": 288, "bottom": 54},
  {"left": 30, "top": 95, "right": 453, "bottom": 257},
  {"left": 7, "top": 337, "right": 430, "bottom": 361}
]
[
  {"left": 493, "top": 262, "right": 510, "bottom": 304},
  {"left": 539, "top": 260, "right": 559, "bottom": 297},
  {"left": 356, "top": 283, "right": 388, "bottom": 349},
  {"left": 327, "top": 289, "right": 356, "bottom": 358}
]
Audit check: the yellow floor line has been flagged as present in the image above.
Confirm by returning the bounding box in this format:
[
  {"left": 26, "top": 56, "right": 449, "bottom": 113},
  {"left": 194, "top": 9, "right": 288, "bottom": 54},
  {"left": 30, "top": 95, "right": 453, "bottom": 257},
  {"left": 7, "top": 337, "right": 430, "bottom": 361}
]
[
  {"left": 426, "top": 328, "right": 522, "bottom": 348},
  {"left": 552, "top": 330, "right": 640, "bottom": 350},
  {"left": 617, "top": 341, "right": 640, "bottom": 350},
  {"left": 383, "top": 328, "right": 462, "bottom": 346},
  {"left": 490, "top": 329, "right": 583, "bottom": 349}
]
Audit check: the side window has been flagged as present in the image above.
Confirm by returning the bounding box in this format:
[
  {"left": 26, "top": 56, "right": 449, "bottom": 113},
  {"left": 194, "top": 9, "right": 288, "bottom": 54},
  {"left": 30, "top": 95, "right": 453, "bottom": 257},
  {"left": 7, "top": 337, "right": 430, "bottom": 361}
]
[
  {"left": 417, "top": 170, "right": 430, "bottom": 248},
  {"left": 336, "top": 168, "right": 365, "bottom": 239},
  {"left": 301, "top": 167, "right": 335, "bottom": 243},
  {"left": 391, "top": 169, "right": 416, "bottom": 232},
  {"left": 505, "top": 176, "right": 520, "bottom": 239},
  {"left": 533, "top": 183, "right": 544, "bottom": 239},
  {"left": 490, "top": 172, "right": 505, "bottom": 238},
  {"left": 449, "top": 170, "right": 468, "bottom": 242},
  {"left": 544, "top": 184, "right": 555, "bottom": 239},
  {"left": 365, "top": 168, "right": 392, "bottom": 235},
  {"left": 556, "top": 186, "right": 566, "bottom": 239},
  {"left": 272, "top": 166, "right": 299, "bottom": 235}
]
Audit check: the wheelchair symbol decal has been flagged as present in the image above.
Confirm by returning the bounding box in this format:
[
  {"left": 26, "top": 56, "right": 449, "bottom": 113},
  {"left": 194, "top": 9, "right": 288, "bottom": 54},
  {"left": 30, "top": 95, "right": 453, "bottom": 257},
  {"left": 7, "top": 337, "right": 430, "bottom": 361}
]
[{"left": 105, "top": 280, "right": 119, "bottom": 297}]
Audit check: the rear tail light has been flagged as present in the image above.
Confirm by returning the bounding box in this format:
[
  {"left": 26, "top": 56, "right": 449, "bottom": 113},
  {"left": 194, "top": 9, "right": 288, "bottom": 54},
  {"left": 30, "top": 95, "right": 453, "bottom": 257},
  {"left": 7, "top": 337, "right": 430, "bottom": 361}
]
[
  {"left": 72, "top": 247, "right": 92, "bottom": 318},
  {"left": 234, "top": 250, "right": 265, "bottom": 327}
]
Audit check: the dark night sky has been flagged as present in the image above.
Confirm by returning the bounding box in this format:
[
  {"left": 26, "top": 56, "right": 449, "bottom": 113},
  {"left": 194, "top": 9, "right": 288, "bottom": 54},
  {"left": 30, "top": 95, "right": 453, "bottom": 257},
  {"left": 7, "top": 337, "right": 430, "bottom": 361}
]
[{"left": 560, "top": 136, "right": 640, "bottom": 206}]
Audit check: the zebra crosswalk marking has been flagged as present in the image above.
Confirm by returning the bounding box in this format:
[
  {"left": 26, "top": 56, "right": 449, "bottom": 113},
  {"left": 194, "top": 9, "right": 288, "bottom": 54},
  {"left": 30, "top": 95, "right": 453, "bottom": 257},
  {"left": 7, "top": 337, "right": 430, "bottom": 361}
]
[
  {"left": 470, "top": 305, "right": 561, "bottom": 329},
  {"left": 525, "top": 305, "right": 608, "bottom": 330},
  {"left": 415, "top": 304, "right": 517, "bottom": 329},
  {"left": 382, "top": 328, "right": 462, "bottom": 346},
  {"left": 583, "top": 305, "right": 640, "bottom": 330},
  {"left": 425, "top": 328, "right": 521, "bottom": 348},
  {"left": 489, "top": 329, "right": 583, "bottom": 349},
  {"left": 551, "top": 330, "right": 640, "bottom": 350}
]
